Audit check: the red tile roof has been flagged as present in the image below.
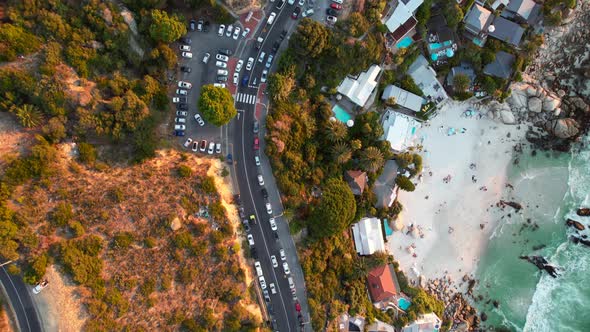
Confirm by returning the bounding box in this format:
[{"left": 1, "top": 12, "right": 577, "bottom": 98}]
[{"left": 367, "top": 264, "right": 398, "bottom": 302}]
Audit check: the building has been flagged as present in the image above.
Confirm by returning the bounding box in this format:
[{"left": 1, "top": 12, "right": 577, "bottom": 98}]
[
  {"left": 402, "top": 313, "right": 442, "bottom": 332},
  {"left": 408, "top": 55, "right": 449, "bottom": 104},
  {"left": 426, "top": 14, "right": 457, "bottom": 61},
  {"left": 384, "top": 0, "right": 424, "bottom": 42},
  {"left": 483, "top": 51, "right": 516, "bottom": 79},
  {"left": 502, "top": 0, "right": 542, "bottom": 25},
  {"left": 367, "top": 264, "right": 400, "bottom": 304},
  {"left": 488, "top": 16, "right": 525, "bottom": 47},
  {"left": 366, "top": 320, "right": 396, "bottom": 332},
  {"left": 463, "top": 3, "right": 494, "bottom": 46},
  {"left": 446, "top": 62, "right": 476, "bottom": 90},
  {"left": 381, "top": 109, "right": 421, "bottom": 152},
  {"left": 381, "top": 85, "right": 425, "bottom": 113},
  {"left": 337, "top": 65, "right": 382, "bottom": 107},
  {"left": 373, "top": 159, "right": 399, "bottom": 209},
  {"left": 352, "top": 217, "right": 385, "bottom": 255},
  {"left": 345, "top": 170, "right": 368, "bottom": 195}
]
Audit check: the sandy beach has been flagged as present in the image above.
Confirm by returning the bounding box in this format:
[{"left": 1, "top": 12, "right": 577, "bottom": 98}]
[{"left": 387, "top": 100, "right": 527, "bottom": 285}]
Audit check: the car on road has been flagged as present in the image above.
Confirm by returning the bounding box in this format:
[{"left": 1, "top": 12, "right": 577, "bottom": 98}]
[
  {"left": 251, "top": 247, "right": 258, "bottom": 259},
  {"left": 249, "top": 214, "right": 257, "bottom": 224},
  {"left": 326, "top": 8, "right": 340, "bottom": 16},
  {"left": 180, "top": 36, "right": 191, "bottom": 44},
  {"left": 330, "top": 2, "right": 342, "bottom": 9},
  {"left": 272, "top": 41, "right": 280, "bottom": 53},
  {"left": 216, "top": 61, "right": 227, "bottom": 68},
  {"left": 217, "top": 75, "right": 228, "bottom": 82},
  {"left": 288, "top": 0, "right": 295, "bottom": 5},
  {"left": 280, "top": 248, "right": 286, "bottom": 261},
  {"left": 179, "top": 45, "right": 191, "bottom": 52},
  {"left": 199, "top": 140, "right": 207, "bottom": 152},
  {"left": 191, "top": 141, "right": 198, "bottom": 152},
  {"left": 327, "top": 15, "right": 338, "bottom": 24},
  {"left": 197, "top": 18, "right": 203, "bottom": 31},
  {"left": 258, "top": 52, "right": 266, "bottom": 63},
  {"left": 267, "top": 12, "right": 277, "bottom": 25},
  {"left": 298, "top": 0, "right": 305, "bottom": 5},
  {"left": 218, "top": 48, "right": 233, "bottom": 56},
  {"left": 243, "top": 220, "right": 251, "bottom": 232},
  {"left": 175, "top": 117, "right": 186, "bottom": 124},
  {"left": 176, "top": 110, "right": 188, "bottom": 117},
  {"left": 265, "top": 54, "right": 274, "bottom": 68},
  {"left": 189, "top": 19, "right": 196, "bottom": 31},
  {"left": 218, "top": 24, "right": 225, "bottom": 36},
  {"left": 261, "top": 187, "right": 268, "bottom": 198},
  {"left": 215, "top": 143, "right": 221, "bottom": 154},
  {"left": 280, "top": 29, "right": 288, "bottom": 41},
  {"left": 233, "top": 26, "right": 241, "bottom": 39},
  {"left": 242, "top": 27, "right": 250, "bottom": 38},
  {"left": 271, "top": 255, "right": 278, "bottom": 268},
  {"left": 217, "top": 69, "right": 229, "bottom": 76},
  {"left": 269, "top": 283, "right": 277, "bottom": 294},
  {"left": 216, "top": 54, "right": 229, "bottom": 62},
  {"left": 259, "top": 276, "right": 267, "bottom": 290},
  {"left": 176, "top": 103, "right": 188, "bottom": 110},
  {"left": 253, "top": 137, "right": 260, "bottom": 150},
  {"left": 292, "top": 7, "right": 301, "bottom": 19},
  {"left": 178, "top": 81, "right": 192, "bottom": 89},
  {"left": 288, "top": 277, "right": 296, "bottom": 293},
  {"left": 257, "top": 174, "right": 264, "bottom": 186},
  {"left": 266, "top": 202, "right": 273, "bottom": 215},
  {"left": 302, "top": 8, "right": 314, "bottom": 17},
  {"left": 241, "top": 74, "right": 250, "bottom": 87},
  {"left": 254, "top": 261, "right": 263, "bottom": 276},
  {"left": 233, "top": 72, "right": 239, "bottom": 85},
  {"left": 180, "top": 65, "right": 191, "bottom": 73},
  {"left": 246, "top": 57, "right": 254, "bottom": 70},
  {"left": 207, "top": 142, "right": 215, "bottom": 154},
  {"left": 261, "top": 69, "right": 268, "bottom": 83},
  {"left": 213, "top": 83, "right": 226, "bottom": 88},
  {"left": 172, "top": 97, "right": 187, "bottom": 103},
  {"left": 255, "top": 156, "right": 261, "bottom": 166},
  {"left": 225, "top": 25, "right": 233, "bottom": 37},
  {"left": 263, "top": 289, "right": 270, "bottom": 303},
  {"left": 252, "top": 121, "right": 258, "bottom": 134},
  {"left": 202, "top": 52, "right": 210, "bottom": 64},
  {"left": 174, "top": 124, "right": 186, "bottom": 131},
  {"left": 181, "top": 52, "right": 193, "bottom": 59},
  {"left": 176, "top": 88, "right": 188, "bottom": 95},
  {"left": 174, "top": 130, "right": 185, "bottom": 136},
  {"left": 277, "top": 0, "right": 286, "bottom": 9},
  {"left": 283, "top": 262, "right": 290, "bottom": 275},
  {"left": 183, "top": 138, "right": 193, "bottom": 148},
  {"left": 194, "top": 113, "right": 205, "bottom": 126},
  {"left": 269, "top": 217, "right": 277, "bottom": 231},
  {"left": 235, "top": 59, "right": 244, "bottom": 72},
  {"left": 247, "top": 234, "right": 255, "bottom": 246}
]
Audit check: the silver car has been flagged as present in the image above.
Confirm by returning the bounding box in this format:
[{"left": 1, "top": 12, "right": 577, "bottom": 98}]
[{"left": 216, "top": 61, "right": 227, "bottom": 68}]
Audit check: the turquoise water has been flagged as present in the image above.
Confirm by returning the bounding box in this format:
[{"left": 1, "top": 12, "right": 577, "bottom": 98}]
[
  {"left": 397, "top": 36, "right": 413, "bottom": 48},
  {"left": 473, "top": 37, "right": 485, "bottom": 47},
  {"left": 332, "top": 105, "right": 352, "bottom": 123},
  {"left": 429, "top": 42, "right": 442, "bottom": 51},
  {"left": 398, "top": 298, "right": 411, "bottom": 310},
  {"left": 383, "top": 219, "right": 393, "bottom": 236},
  {"left": 475, "top": 137, "right": 590, "bottom": 331}
]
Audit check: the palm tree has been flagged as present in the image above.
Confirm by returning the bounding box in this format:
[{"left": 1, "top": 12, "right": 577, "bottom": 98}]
[
  {"left": 332, "top": 142, "right": 352, "bottom": 164},
  {"left": 325, "top": 120, "right": 347, "bottom": 142},
  {"left": 15, "top": 104, "right": 43, "bottom": 128},
  {"left": 360, "top": 146, "right": 384, "bottom": 173}
]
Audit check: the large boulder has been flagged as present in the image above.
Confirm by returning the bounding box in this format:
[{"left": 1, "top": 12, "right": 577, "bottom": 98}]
[
  {"left": 567, "top": 96, "right": 589, "bottom": 113},
  {"left": 544, "top": 118, "right": 580, "bottom": 138},
  {"left": 528, "top": 97, "right": 543, "bottom": 113},
  {"left": 542, "top": 95, "right": 561, "bottom": 112},
  {"left": 500, "top": 110, "right": 516, "bottom": 124},
  {"left": 509, "top": 89, "right": 529, "bottom": 109}
]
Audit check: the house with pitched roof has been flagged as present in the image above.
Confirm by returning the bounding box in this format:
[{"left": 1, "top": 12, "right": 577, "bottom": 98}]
[
  {"left": 446, "top": 62, "right": 476, "bottom": 91},
  {"left": 345, "top": 170, "right": 368, "bottom": 196},
  {"left": 488, "top": 16, "right": 525, "bottom": 47},
  {"left": 502, "top": 0, "right": 542, "bottom": 25},
  {"left": 483, "top": 51, "right": 516, "bottom": 79},
  {"left": 373, "top": 159, "right": 400, "bottom": 208},
  {"left": 352, "top": 217, "right": 386, "bottom": 256},
  {"left": 408, "top": 55, "right": 449, "bottom": 104},
  {"left": 402, "top": 313, "right": 442, "bottom": 332},
  {"left": 367, "top": 264, "right": 401, "bottom": 309},
  {"left": 337, "top": 65, "right": 382, "bottom": 108},
  {"left": 383, "top": 0, "right": 424, "bottom": 42},
  {"left": 381, "top": 85, "right": 425, "bottom": 114},
  {"left": 463, "top": 3, "right": 494, "bottom": 46}
]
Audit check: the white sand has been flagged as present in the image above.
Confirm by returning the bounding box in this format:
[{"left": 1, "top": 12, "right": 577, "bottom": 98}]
[{"left": 386, "top": 100, "right": 526, "bottom": 285}]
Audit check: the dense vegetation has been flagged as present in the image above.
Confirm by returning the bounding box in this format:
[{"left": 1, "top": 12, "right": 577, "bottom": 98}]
[{"left": 198, "top": 85, "right": 238, "bottom": 126}]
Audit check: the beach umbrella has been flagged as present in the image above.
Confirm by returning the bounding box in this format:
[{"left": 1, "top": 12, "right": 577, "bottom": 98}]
[
  {"left": 446, "top": 48, "right": 455, "bottom": 58},
  {"left": 346, "top": 119, "right": 354, "bottom": 127},
  {"left": 336, "top": 94, "right": 342, "bottom": 101},
  {"left": 431, "top": 53, "right": 438, "bottom": 61}
]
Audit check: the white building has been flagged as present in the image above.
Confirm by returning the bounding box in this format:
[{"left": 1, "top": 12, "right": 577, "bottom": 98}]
[
  {"left": 402, "top": 313, "right": 442, "bottom": 332},
  {"left": 381, "top": 109, "right": 421, "bottom": 152},
  {"left": 381, "top": 85, "right": 425, "bottom": 113},
  {"left": 352, "top": 217, "right": 385, "bottom": 256},
  {"left": 408, "top": 55, "right": 449, "bottom": 104},
  {"left": 337, "top": 65, "right": 381, "bottom": 107}
]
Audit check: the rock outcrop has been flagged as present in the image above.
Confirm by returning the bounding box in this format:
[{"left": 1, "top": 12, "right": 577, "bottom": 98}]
[{"left": 544, "top": 118, "right": 580, "bottom": 139}]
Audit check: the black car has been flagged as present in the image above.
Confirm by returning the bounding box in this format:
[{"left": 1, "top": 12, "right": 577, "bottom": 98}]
[
  {"left": 273, "top": 231, "right": 279, "bottom": 240},
  {"left": 272, "top": 41, "right": 280, "bottom": 53},
  {"left": 292, "top": 7, "right": 301, "bottom": 19},
  {"left": 279, "top": 30, "right": 287, "bottom": 41},
  {"left": 189, "top": 19, "right": 196, "bottom": 31},
  {"left": 176, "top": 103, "right": 188, "bottom": 110},
  {"left": 234, "top": 194, "right": 241, "bottom": 204},
  {"left": 261, "top": 188, "right": 268, "bottom": 199},
  {"left": 276, "top": 0, "right": 286, "bottom": 9},
  {"left": 180, "top": 36, "right": 192, "bottom": 45},
  {"left": 218, "top": 48, "right": 233, "bottom": 56},
  {"left": 217, "top": 75, "right": 228, "bottom": 82},
  {"left": 251, "top": 247, "right": 258, "bottom": 259},
  {"left": 326, "top": 8, "right": 339, "bottom": 16},
  {"left": 180, "top": 66, "right": 191, "bottom": 73}
]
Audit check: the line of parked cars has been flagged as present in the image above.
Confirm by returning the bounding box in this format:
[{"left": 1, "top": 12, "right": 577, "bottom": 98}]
[
  {"left": 218, "top": 23, "right": 250, "bottom": 40},
  {"left": 326, "top": 0, "right": 342, "bottom": 24},
  {"left": 183, "top": 137, "right": 222, "bottom": 154}
]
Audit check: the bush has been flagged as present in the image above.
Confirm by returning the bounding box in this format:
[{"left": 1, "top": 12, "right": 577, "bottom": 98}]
[
  {"left": 0, "top": 24, "right": 41, "bottom": 61},
  {"left": 52, "top": 202, "right": 74, "bottom": 227},
  {"left": 198, "top": 85, "right": 237, "bottom": 126},
  {"left": 58, "top": 236, "right": 104, "bottom": 287},
  {"left": 78, "top": 143, "right": 97, "bottom": 164},
  {"left": 113, "top": 232, "right": 134, "bottom": 249},
  {"left": 23, "top": 253, "right": 49, "bottom": 285},
  {"left": 69, "top": 221, "right": 85, "bottom": 237},
  {"left": 200, "top": 176, "right": 217, "bottom": 194},
  {"left": 395, "top": 175, "right": 416, "bottom": 192},
  {"left": 177, "top": 165, "right": 192, "bottom": 178}
]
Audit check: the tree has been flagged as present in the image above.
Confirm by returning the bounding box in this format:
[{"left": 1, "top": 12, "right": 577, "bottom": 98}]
[
  {"left": 332, "top": 142, "right": 352, "bottom": 164},
  {"left": 360, "top": 146, "right": 384, "bottom": 173},
  {"left": 290, "top": 18, "right": 330, "bottom": 58},
  {"left": 308, "top": 179, "right": 356, "bottom": 238},
  {"left": 325, "top": 120, "right": 347, "bottom": 142},
  {"left": 42, "top": 116, "right": 67, "bottom": 143},
  {"left": 149, "top": 10, "right": 186, "bottom": 43},
  {"left": 395, "top": 175, "right": 415, "bottom": 192},
  {"left": 78, "top": 142, "right": 97, "bottom": 164},
  {"left": 453, "top": 73, "right": 471, "bottom": 92},
  {"left": 481, "top": 76, "right": 497, "bottom": 95},
  {"left": 268, "top": 71, "right": 295, "bottom": 103},
  {"left": 346, "top": 13, "right": 370, "bottom": 38},
  {"left": 0, "top": 24, "right": 41, "bottom": 61},
  {"left": 15, "top": 104, "right": 43, "bottom": 128},
  {"left": 198, "top": 85, "right": 237, "bottom": 126},
  {"left": 444, "top": 3, "right": 464, "bottom": 28}
]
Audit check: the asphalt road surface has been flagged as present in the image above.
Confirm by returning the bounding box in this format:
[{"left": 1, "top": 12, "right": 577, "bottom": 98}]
[{"left": 0, "top": 265, "right": 42, "bottom": 332}]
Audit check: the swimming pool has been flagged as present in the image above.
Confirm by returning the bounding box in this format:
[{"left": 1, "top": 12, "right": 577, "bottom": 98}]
[
  {"left": 396, "top": 36, "right": 413, "bottom": 48},
  {"left": 398, "top": 298, "right": 411, "bottom": 310},
  {"left": 332, "top": 105, "right": 352, "bottom": 123},
  {"left": 383, "top": 219, "right": 393, "bottom": 236},
  {"left": 429, "top": 42, "right": 442, "bottom": 51}
]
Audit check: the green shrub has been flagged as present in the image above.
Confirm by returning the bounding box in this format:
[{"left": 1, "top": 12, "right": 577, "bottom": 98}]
[
  {"left": 177, "top": 165, "right": 192, "bottom": 178},
  {"left": 200, "top": 176, "right": 217, "bottom": 194},
  {"left": 52, "top": 202, "right": 73, "bottom": 227},
  {"left": 113, "top": 232, "right": 134, "bottom": 249},
  {"left": 78, "top": 143, "right": 97, "bottom": 164},
  {"left": 144, "top": 237, "right": 157, "bottom": 248},
  {"left": 23, "top": 253, "right": 49, "bottom": 285},
  {"left": 0, "top": 24, "right": 41, "bottom": 61},
  {"left": 395, "top": 175, "right": 416, "bottom": 192},
  {"left": 173, "top": 231, "right": 193, "bottom": 249},
  {"left": 69, "top": 221, "right": 85, "bottom": 237},
  {"left": 58, "top": 236, "right": 104, "bottom": 287}
]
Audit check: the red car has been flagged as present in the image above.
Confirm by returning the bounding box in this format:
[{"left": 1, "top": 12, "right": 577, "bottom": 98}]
[
  {"left": 330, "top": 3, "right": 342, "bottom": 9},
  {"left": 291, "top": 7, "right": 301, "bottom": 19},
  {"left": 253, "top": 137, "right": 260, "bottom": 150}
]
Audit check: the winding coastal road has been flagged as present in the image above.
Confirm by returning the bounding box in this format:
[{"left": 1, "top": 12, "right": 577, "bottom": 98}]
[{"left": 0, "top": 265, "right": 42, "bottom": 332}]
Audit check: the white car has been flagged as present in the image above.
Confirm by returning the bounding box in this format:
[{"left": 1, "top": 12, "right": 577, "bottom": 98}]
[
  {"left": 215, "top": 143, "right": 221, "bottom": 154},
  {"left": 298, "top": 0, "right": 305, "bottom": 5},
  {"left": 282, "top": 262, "right": 290, "bottom": 275},
  {"left": 32, "top": 280, "right": 49, "bottom": 294},
  {"left": 259, "top": 275, "right": 266, "bottom": 290},
  {"left": 216, "top": 61, "right": 227, "bottom": 68},
  {"left": 207, "top": 142, "right": 215, "bottom": 154},
  {"left": 255, "top": 261, "right": 263, "bottom": 277},
  {"left": 226, "top": 25, "right": 233, "bottom": 37},
  {"left": 269, "top": 217, "right": 277, "bottom": 231},
  {"left": 216, "top": 54, "right": 229, "bottom": 62},
  {"left": 255, "top": 155, "right": 260, "bottom": 166},
  {"left": 257, "top": 174, "right": 264, "bottom": 186},
  {"left": 176, "top": 89, "right": 188, "bottom": 95},
  {"left": 242, "top": 28, "right": 250, "bottom": 38},
  {"left": 174, "top": 124, "right": 186, "bottom": 131},
  {"left": 265, "top": 54, "right": 274, "bottom": 68},
  {"left": 267, "top": 12, "right": 277, "bottom": 25},
  {"left": 258, "top": 52, "right": 266, "bottom": 63},
  {"left": 176, "top": 110, "right": 187, "bottom": 117},
  {"left": 203, "top": 52, "right": 210, "bottom": 63},
  {"left": 218, "top": 24, "right": 225, "bottom": 36},
  {"left": 271, "top": 255, "right": 278, "bottom": 268},
  {"left": 183, "top": 138, "right": 193, "bottom": 148},
  {"left": 233, "top": 72, "right": 239, "bottom": 85},
  {"left": 302, "top": 8, "right": 314, "bottom": 17},
  {"left": 261, "top": 69, "right": 268, "bottom": 83},
  {"left": 191, "top": 141, "right": 198, "bottom": 152},
  {"left": 247, "top": 234, "right": 255, "bottom": 246},
  {"left": 331, "top": 0, "right": 342, "bottom": 3},
  {"left": 178, "top": 81, "right": 192, "bottom": 89},
  {"left": 280, "top": 248, "right": 286, "bottom": 261},
  {"left": 246, "top": 57, "right": 254, "bottom": 70},
  {"left": 172, "top": 97, "right": 186, "bottom": 103},
  {"left": 179, "top": 45, "right": 191, "bottom": 51},
  {"left": 269, "top": 283, "right": 277, "bottom": 294},
  {"left": 233, "top": 27, "right": 241, "bottom": 40},
  {"left": 181, "top": 52, "right": 193, "bottom": 59},
  {"left": 266, "top": 202, "right": 272, "bottom": 215},
  {"left": 213, "top": 83, "right": 226, "bottom": 88},
  {"left": 175, "top": 117, "right": 186, "bottom": 124},
  {"left": 217, "top": 69, "right": 229, "bottom": 76},
  {"left": 194, "top": 113, "right": 205, "bottom": 126},
  {"left": 327, "top": 15, "right": 338, "bottom": 24},
  {"left": 288, "top": 0, "right": 295, "bottom": 5},
  {"left": 235, "top": 59, "right": 244, "bottom": 72}
]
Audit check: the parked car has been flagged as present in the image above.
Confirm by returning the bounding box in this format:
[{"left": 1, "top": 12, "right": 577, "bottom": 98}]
[
  {"left": 331, "top": 0, "right": 343, "bottom": 3},
  {"left": 292, "top": 7, "right": 301, "bottom": 19},
  {"left": 261, "top": 69, "right": 268, "bottom": 83},
  {"left": 174, "top": 130, "right": 185, "bottom": 136},
  {"left": 249, "top": 214, "right": 257, "bottom": 224},
  {"left": 243, "top": 220, "right": 251, "bottom": 232},
  {"left": 174, "top": 124, "right": 186, "bottom": 131},
  {"left": 32, "top": 280, "right": 49, "bottom": 294},
  {"left": 279, "top": 29, "right": 287, "bottom": 41},
  {"left": 180, "top": 66, "right": 191, "bottom": 73},
  {"left": 207, "top": 142, "right": 215, "bottom": 154},
  {"left": 172, "top": 97, "right": 187, "bottom": 103},
  {"left": 269, "top": 217, "right": 277, "bottom": 231},
  {"left": 216, "top": 54, "right": 229, "bottom": 62},
  {"left": 283, "top": 262, "right": 290, "bottom": 275},
  {"left": 266, "top": 202, "right": 273, "bottom": 215},
  {"left": 216, "top": 61, "right": 227, "bottom": 68},
  {"left": 257, "top": 174, "right": 264, "bottom": 186},
  {"left": 179, "top": 45, "right": 191, "bottom": 51},
  {"left": 272, "top": 41, "right": 280, "bottom": 53},
  {"left": 269, "top": 283, "right": 277, "bottom": 294},
  {"left": 176, "top": 88, "right": 188, "bottom": 95},
  {"left": 233, "top": 26, "right": 241, "bottom": 40},
  {"left": 298, "top": 0, "right": 305, "bottom": 5},
  {"left": 326, "top": 15, "right": 338, "bottom": 24},
  {"left": 258, "top": 52, "right": 266, "bottom": 63},
  {"left": 242, "top": 27, "right": 250, "bottom": 38},
  {"left": 236, "top": 59, "right": 244, "bottom": 72},
  {"left": 175, "top": 117, "right": 186, "bottom": 123},
  {"left": 277, "top": 0, "right": 286, "bottom": 9},
  {"left": 302, "top": 8, "right": 314, "bottom": 17},
  {"left": 176, "top": 103, "right": 188, "bottom": 110},
  {"left": 259, "top": 275, "right": 266, "bottom": 290},
  {"left": 280, "top": 248, "right": 286, "bottom": 261},
  {"left": 217, "top": 75, "right": 228, "bottom": 82},
  {"left": 215, "top": 143, "right": 221, "bottom": 154},
  {"left": 248, "top": 234, "right": 255, "bottom": 246},
  {"left": 225, "top": 25, "right": 233, "bottom": 37},
  {"left": 233, "top": 72, "right": 239, "bottom": 85},
  {"left": 189, "top": 19, "right": 196, "bottom": 31},
  {"left": 253, "top": 121, "right": 259, "bottom": 133},
  {"left": 218, "top": 48, "right": 233, "bottom": 56},
  {"left": 288, "top": 277, "right": 296, "bottom": 293},
  {"left": 253, "top": 137, "right": 260, "bottom": 150},
  {"left": 261, "top": 188, "right": 268, "bottom": 198},
  {"left": 218, "top": 24, "right": 226, "bottom": 36},
  {"left": 181, "top": 52, "right": 193, "bottom": 59},
  {"left": 330, "top": 3, "right": 342, "bottom": 9},
  {"left": 176, "top": 110, "right": 188, "bottom": 117},
  {"left": 194, "top": 113, "right": 205, "bottom": 126},
  {"left": 288, "top": 0, "right": 295, "bottom": 5},
  {"left": 191, "top": 141, "right": 198, "bottom": 152},
  {"left": 183, "top": 138, "right": 193, "bottom": 148},
  {"left": 267, "top": 12, "right": 277, "bottom": 25},
  {"left": 326, "top": 8, "right": 339, "bottom": 16},
  {"left": 265, "top": 54, "right": 274, "bottom": 68},
  {"left": 213, "top": 83, "right": 226, "bottom": 88},
  {"left": 199, "top": 140, "right": 207, "bottom": 152},
  {"left": 197, "top": 18, "right": 204, "bottom": 31},
  {"left": 246, "top": 57, "right": 254, "bottom": 70},
  {"left": 178, "top": 81, "right": 192, "bottom": 89},
  {"left": 217, "top": 69, "right": 229, "bottom": 76},
  {"left": 202, "top": 52, "right": 210, "bottom": 64},
  {"left": 180, "top": 36, "right": 191, "bottom": 44},
  {"left": 271, "top": 255, "right": 278, "bottom": 268}
]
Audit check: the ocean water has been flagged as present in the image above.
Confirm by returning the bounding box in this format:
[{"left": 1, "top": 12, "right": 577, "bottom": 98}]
[{"left": 474, "top": 135, "right": 590, "bottom": 331}]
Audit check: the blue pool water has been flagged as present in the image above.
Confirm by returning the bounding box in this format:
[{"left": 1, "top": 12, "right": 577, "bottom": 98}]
[
  {"left": 332, "top": 105, "right": 352, "bottom": 123},
  {"left": 429, "top": 42, "right": 442, "bottom": 51},
  {"left": 396, "top": 36, "right": 413, "bottom": 48},
  {"left": 398, "top": 298, "right": 411, "bottom": 310},
  {"left": 383, "top": 219, "right": 393, "bottom": 236}
]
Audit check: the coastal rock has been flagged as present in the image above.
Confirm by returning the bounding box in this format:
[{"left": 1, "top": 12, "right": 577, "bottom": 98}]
[
  {"left": 500, "top": 110, "right": 516, "bottom": 124},
  {"left": 509, "top": 88, "right": 529, "bottom": 109},
  {"left": 528, "top": 97, "right": 543, "bottom": 113},
  {"left": 542, "top": 95, "right": 561, "bottom": 112},
  {"left": 526, "top": 85, "right": 539, "bottom": 97},
  {"left": 566, "top": 219, "right": 585, "bottom": 231},
  {"left": 480, "top": 312, "right": 488, "bottom": 322},
  {"left": 544, "top": 118, "right": 580, "bottom": 139},
  {"left": 577, "top": 208, "right": 590, "bottom": 216},
  {"left": 567, "top": 96, "right": 590, "bottom": 113}
]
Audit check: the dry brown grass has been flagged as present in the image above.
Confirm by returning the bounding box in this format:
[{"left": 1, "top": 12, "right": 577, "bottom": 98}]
[{"left": 0, "top": 112, "right": 34, "bottom": 170}]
